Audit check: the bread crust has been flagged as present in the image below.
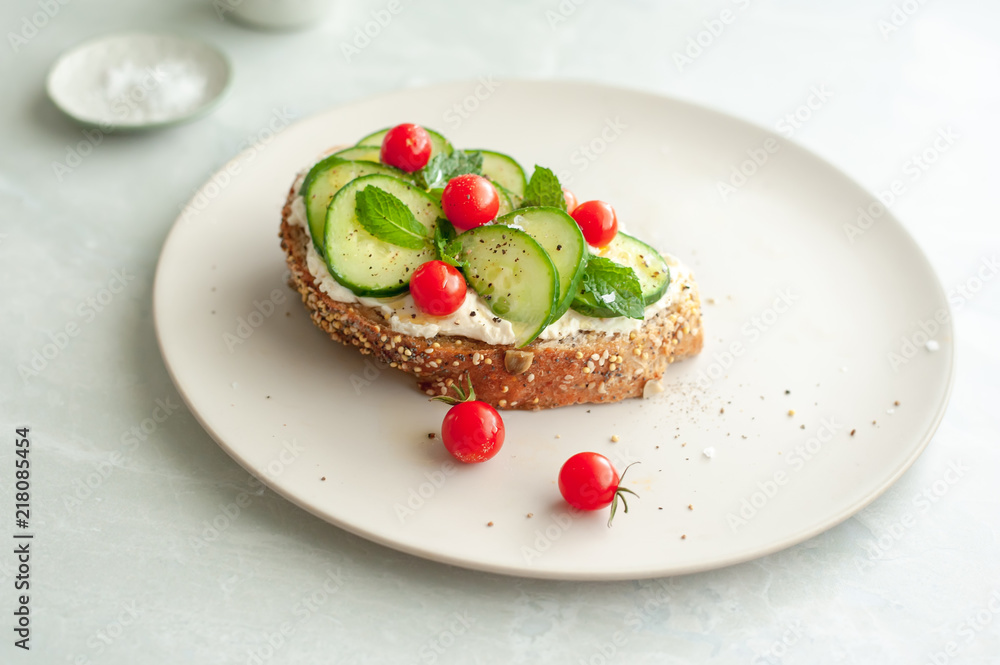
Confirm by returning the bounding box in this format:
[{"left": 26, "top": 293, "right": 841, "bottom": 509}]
[{"left": 279, "top": 184, "right": 703, "bottom": 410}]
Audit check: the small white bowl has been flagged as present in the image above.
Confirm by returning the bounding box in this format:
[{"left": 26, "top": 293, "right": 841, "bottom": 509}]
[
  {"left": 47, "top": 32, "right": 232, "bottom": 131},
  {"left": 224, "top": 0, "right": 335, "bottom": 30}
]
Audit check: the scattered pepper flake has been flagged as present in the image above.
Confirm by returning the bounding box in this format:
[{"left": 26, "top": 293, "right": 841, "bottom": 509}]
[
  {"left": 850, "top": 429, "right": 856, "bottom": 436},
  {"left": 487, "top": 522, "right": 494, "bottom": 527}
]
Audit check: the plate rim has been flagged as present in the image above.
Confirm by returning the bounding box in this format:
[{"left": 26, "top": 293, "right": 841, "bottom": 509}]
[{"left": 153, "top": 78, "right": 955, "bottom": 580}]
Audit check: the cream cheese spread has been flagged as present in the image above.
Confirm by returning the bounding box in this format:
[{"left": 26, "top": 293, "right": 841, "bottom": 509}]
[{"left": 288, "top": 173, "right": 688, "bottom": 345}]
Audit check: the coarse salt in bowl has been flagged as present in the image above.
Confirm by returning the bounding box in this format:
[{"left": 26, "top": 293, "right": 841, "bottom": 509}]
[{"left": 47, "top": 32, "right": 231, "bottom": 130}]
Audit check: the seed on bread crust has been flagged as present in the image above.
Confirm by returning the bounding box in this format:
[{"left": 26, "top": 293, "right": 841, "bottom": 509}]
[
  {"left": 279, "top": 182, "right": 704, "bottom": 410},
  {"left": 504, "top": 350, "right": 534, "bottom": 375}
]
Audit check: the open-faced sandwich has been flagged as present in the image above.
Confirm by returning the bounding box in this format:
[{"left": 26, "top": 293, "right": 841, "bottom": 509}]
[{"left": 279, "top": 123, "right": 703, "bottom": 410}]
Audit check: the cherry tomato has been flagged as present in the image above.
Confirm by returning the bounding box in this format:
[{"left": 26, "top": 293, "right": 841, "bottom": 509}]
[
  {"left": 441, "top": 400, "right": 505, "bottom": 463},
  {"left": 434, "top": 375, "right": 505, "bottom": 463},
  {"left": 410, "top": 260, "right": 466, "bottom": 316},
  {"left": 562, "top": 187, "right": 578, "bottom": 213},
  {"left": 380, "top": 123, "right": 432, "bottom": 172},
  {"left": 441, "top": 174, "right": 500, "bottom": 230},
  {"left": 571, "top": 200, "right": 618, "bottom": 247},
  {"left": 559, "top": 452, "right": 619, "bottom": 510},
  {"left": 558, "top": 453, "right": 639, "bottom": 525}
]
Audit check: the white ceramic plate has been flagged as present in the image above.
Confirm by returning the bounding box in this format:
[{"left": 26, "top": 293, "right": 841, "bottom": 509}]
[
  {"left": 47, "top": 32, "right": 231, "bottom": 130},
  {"left": 154, "top": 81, "right": 953, "bottom": 580}
]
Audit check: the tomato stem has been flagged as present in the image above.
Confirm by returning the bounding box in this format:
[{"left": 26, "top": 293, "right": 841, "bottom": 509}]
[
  {"left": 607, "top": 462, "right": 640, "bottom": 528},
  {"left": 430, "top": 373, "right": 477, "bottom": 406}
]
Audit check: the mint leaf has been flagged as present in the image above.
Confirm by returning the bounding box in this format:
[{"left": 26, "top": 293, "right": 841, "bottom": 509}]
[
  {"left": 520, "top": 165, "right": 566, "bottom": 210},
  {"left": 418, "top": 150, "right": 483, "bottom": 190},
  {"left": 433, "top": 217, "right": 466, "bottom": 269},
  {"left": 571, "top": 256, "right": 645, "bottom": 319},
  {"left": 354, "top": 185, "right": 430, "bottom": 250}
]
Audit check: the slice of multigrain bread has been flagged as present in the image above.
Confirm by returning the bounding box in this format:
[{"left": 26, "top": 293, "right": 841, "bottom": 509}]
[{"left": 279, "top": 184, "right": 703, "bottom": 410}]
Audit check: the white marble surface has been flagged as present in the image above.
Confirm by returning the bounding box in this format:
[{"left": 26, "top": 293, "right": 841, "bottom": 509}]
[{"left": 1, "top": 0, "right": 998, "bottom": 662}]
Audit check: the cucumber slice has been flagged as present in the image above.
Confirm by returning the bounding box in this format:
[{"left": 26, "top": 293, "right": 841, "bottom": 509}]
[
  {"left": 324, "top": 174, "right": 441, "bottom": 298},
  {"left": 474, "top": 150, "right": 527, "bottom": 200},
  {"left": 457, "top": 226, "right": 558, "bottom": 347},
  {"left": 301, "top": 157, "right": 411, "bottom": 255},
  {"left": 495, "top": 186, "right": 514, "bottom": 217},
  {"left": 356, "top": 127, "right": 454, "bottom": 157},
  {"left": 332, "top": 146, "right": 381, "bottom": 162},
  {"left": 494, "top": 182, "right": 523, "bottom": 209},
  {"left": 496, "top": 207, "right": 586, "bottom": 323},
  {"left": 605, "top": 232, "right": 671, "bottom": 305}
]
